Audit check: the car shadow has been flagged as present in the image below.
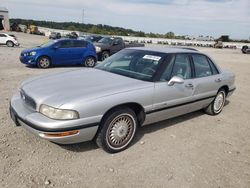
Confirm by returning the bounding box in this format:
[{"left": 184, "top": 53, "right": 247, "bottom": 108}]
[{"left": 60, "top": 101, "right": 231, "bottom": 153}]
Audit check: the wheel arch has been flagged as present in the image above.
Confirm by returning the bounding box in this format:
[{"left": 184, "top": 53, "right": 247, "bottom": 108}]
[
  {"left": 6, "top": 40, "right": 14, "bottom": 46},
  {"left": 219, "top": 85, "right": 229, "bottom": 96},
  {"left": 99, "top": 102, "right": 146, "bottom": 128},
  {"left": 36, "top": 55, "right": 52, "bottom": 65},
  {"left": 84, "top": 55, "right": 97, "bottom": 62}
]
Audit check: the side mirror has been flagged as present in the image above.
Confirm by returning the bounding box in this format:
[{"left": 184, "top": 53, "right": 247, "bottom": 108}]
[{"left": 168, "top": 76, "right": 184, "bottom": 86}]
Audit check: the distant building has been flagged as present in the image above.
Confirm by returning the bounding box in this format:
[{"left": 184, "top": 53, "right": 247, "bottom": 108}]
[{"left": 0, "top": 7, "right": 10, "bottom": 31}]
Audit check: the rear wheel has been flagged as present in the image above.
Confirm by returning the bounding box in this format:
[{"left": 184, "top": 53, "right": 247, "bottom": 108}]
[
  {"left": 6, "top": 41, "right": 14, "bottom": 47},
  {"left": 96, "top": 107, "right": 138, "bottom": 153},
  {"left": 84, "top": 57, "right": 96, "bottom": 67},
  {"left": 204, "top": 89, "right": 226, "bottom": 115},
  {"left": 37, "top": 56, "right": 51, "bottom": 68}
]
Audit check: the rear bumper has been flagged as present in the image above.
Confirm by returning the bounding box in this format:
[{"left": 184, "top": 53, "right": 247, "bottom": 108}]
[{"left": 10, "top": 92, "right": 100, "bottom": 144}]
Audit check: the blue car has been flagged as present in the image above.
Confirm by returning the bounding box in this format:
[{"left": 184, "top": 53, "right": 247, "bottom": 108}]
[{"left": 20, "top": 39, "right": 97, "bottom": 68}]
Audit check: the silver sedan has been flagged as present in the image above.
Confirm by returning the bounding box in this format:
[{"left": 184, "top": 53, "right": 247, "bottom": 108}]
[{"left": 10, "top": 47, "right": 236, "bottom": 153}]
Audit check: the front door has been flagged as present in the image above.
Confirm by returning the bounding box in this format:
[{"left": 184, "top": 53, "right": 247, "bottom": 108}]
[
  {"left": 52, "top": 40, "right": 74, "bottom": 65},
  {"left": 147, "top": 54, "right": 195, "bottom": 124}
]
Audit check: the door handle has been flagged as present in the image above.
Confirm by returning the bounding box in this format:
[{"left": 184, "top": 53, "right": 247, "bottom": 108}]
[
  {"left": 185, "top": 83, "right": 194, "bottom": 89},
  {"left": 215, "top": 78, "right": 222, "bottom": 83}
]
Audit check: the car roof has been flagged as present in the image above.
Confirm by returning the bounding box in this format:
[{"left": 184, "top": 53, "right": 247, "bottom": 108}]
[{"left": 128, "top": 47, "right": 201, "bottom": 54}]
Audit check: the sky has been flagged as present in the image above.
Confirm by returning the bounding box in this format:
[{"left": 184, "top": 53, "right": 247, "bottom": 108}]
[{"left": 1, "top": 0, "right": 250, "bottom": 39}]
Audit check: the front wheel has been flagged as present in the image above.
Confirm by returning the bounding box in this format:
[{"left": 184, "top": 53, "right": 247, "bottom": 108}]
[
  {"left": 37, "top": 56, "right": 51, "bottom": 68},
  {"left": 84, "top": 57, "right": 96, "bottom": 67},
  {"left": 204, "top": 89, "right": 226, "bottom": 115},
  {"left": 96, "top": 107, "right": 138, "bottom": 153},
  {"left": 101, "top": 51, "right": 110, "bottom": 61},
  {"left": 6, "top": 41, "right": 14, "bottom": 47}
]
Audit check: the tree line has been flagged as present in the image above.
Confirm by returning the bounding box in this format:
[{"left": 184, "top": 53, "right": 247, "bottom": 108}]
[{"left": 10, "top": 18, "right": 181, "bottom": 39}]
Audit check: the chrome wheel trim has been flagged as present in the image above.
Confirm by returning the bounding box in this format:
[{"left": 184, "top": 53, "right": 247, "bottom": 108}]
[
  {"left": 39, "top": 58, "right": 50, "bottom": 68},
  {"left": 85, "top": 58, "right": 95, "bottom": 67},
  {"left": 102, "top": 52, "right": 109, "bottom": 61},
  {"left": 214, "top": 91, "right": 225, "bottom": 113},
  {"left": 106, "top": 113, "right": 136, "bottom": 150}
]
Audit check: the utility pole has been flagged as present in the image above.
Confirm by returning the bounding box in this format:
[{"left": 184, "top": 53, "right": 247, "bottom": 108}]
[{"left": 82, "top": 9, "right": 84, "bottom": 24}]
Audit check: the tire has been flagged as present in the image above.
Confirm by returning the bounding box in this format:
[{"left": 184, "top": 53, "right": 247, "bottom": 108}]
[
  {"left": 95, "top": 107, "right": 138, "bottom": 153},
  {"left": 204, "top": 89, "right": 226, "bottom": 115},
  {"left": 37, "top": 56, "right": 51, "bottom": 68},
  {"left": 84, "top": 57, "right": 96, "bottom": 67},
  {"left": 101, "top": 51, "right": 110, "bottom": 61},
  {"left": 6, "top": 41, "right": 14, "bottom": 47}
]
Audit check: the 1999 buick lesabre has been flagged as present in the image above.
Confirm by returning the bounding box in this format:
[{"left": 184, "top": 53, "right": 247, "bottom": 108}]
[{"left": 10, "top": 47, "right": 236, "bottom": 153}]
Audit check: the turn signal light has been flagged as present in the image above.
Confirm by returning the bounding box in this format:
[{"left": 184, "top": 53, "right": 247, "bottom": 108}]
[{"left": 43, "top": 130, "right": 79, "bottom": 138}]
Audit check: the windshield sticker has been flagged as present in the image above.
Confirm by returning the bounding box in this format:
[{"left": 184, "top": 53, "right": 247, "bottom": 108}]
[{"left": 143, "top": 55, "right": 161, "bottom": 61}]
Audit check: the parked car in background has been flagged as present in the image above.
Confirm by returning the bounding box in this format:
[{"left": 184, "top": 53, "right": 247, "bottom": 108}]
[
  {"left": 19, "top": 39, "right": 97, "bottom": 68},
  {"left": 241, "top": 45, "right": 250, "bottom": 54},
  {"left": 94, "top": 37, "right": 145, "bottom": 61},
  {"left": 84, "top": 35, "right": 103, "bottom": 43},
  {"left": 0, "top": 33, "right": 19, "bottom": 47},
  {"left": 65, "top": 32, "right": 78, "bottom": 39},
  {"left": 49, "top": 32, "right": 61, "bottom": 40},
  {"left": 10, "top": 47, "right": 235, "bottom": 153}
]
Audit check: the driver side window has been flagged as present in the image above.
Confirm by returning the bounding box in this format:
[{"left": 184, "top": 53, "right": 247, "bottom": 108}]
[{"left": 160, "top": 54, "right": 192, "bottom": 81}]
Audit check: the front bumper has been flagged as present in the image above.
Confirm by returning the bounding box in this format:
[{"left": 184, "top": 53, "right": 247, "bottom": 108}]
[
  {"left": 10, "top": 92, "right": 100, "bottom": 144},
  {"left": 19, "top": 56, "right": 37, "bottom": 65}
]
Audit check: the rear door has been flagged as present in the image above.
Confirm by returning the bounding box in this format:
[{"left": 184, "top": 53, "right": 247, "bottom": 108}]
[
  {"left": 191, "top": 54, "right": 221, "bottom": 101},
  {"left": 70, "top": 40, "right": 88, "bottom": 64}
]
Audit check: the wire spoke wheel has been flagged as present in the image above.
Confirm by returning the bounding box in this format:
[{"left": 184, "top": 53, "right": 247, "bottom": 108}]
[
  {"left": 106, "top": 113, "right": 136, "bottom": 150},
  {"left": 213, "top": 91, "right": 225, "bottom": 113}
]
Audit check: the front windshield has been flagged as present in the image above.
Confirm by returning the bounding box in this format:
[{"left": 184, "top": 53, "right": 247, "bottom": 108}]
[
  {"left": 95, "top": 49, "right": 167, "bottom": 82},
  {"left": 98, "top": 37, "right": 113, "bottom": 44},
  {"left": 39, "top": 40, "right": 56, "bottom": 48}
]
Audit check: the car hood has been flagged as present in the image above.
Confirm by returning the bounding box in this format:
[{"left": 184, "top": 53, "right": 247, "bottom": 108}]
[
  {"left": 21, "top": 68, "right": 151, "bottom": 108},
  {"left": 21, "top": 47, "right": 44, "bottom": 54},
  {"left": 94, "top": 42, "right": 110, "bottom": 49}
]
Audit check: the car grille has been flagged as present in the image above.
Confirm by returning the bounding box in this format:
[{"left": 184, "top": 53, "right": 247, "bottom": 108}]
[{"left": 20, "top": 90, "right": 37, "bottom": 110}]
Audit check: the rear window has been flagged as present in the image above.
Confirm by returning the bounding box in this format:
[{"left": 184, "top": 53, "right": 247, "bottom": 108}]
[{"left": 192, "top": 54, "right": 213, "bottom": 78}]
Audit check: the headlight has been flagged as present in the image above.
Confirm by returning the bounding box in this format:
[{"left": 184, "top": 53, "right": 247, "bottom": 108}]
[
  {"left": 30, "top": 51, "right": 36, "bottom": 56},
  {"left": 39, "top": 104, "right": 79, "bottom": 120},
  {"left": 95, "top": 46, "right": 101, "bottom": 53}
]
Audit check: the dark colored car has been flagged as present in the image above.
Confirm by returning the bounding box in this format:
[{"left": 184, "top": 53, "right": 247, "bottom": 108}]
[
  {"left": 94, "top": 37, "right": 145, "bottom": 61},
  {"left": 242, "top": 45, "right": 250, "bottom": 54},
  {"left": 19, "top": 39, "right": 97, "bottom": 68},
  {"left": 49, "top": 32, "right": 61, "bottom": 40}
]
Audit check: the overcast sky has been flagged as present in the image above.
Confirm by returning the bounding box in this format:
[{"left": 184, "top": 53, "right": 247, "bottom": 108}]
[{"left": 1, "top": 0, "right": 250, "bottom": 39}]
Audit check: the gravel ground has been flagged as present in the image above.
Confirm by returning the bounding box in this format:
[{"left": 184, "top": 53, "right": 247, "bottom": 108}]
[{"left": 0, "top": 32, "right": 250, "bottom": 188}]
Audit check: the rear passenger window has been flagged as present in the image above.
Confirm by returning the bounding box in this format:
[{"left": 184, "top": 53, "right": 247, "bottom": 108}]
[
  {"left": 59, "top": 41, "right": 73, "bottom": 48},
  {"left": 73, "top": 40, "right": 88, "bottom": 48},
  {"left": 192, "top": 55, "right": 213, "bottom": 78},
  {"left": 208, "top": 58, "right": 219, "bottom": 75}
]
